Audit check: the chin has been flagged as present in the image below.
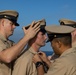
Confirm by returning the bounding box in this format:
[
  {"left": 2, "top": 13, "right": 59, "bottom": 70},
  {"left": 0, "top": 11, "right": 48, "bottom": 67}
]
[{"left": 41, "top": 44, "right": 45, "bottom": 47}]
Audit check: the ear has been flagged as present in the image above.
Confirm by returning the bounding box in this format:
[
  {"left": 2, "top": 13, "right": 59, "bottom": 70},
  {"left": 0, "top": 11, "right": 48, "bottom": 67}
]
[
  {"left": 56, "top": 41, "right": 62, "bottom": 48},
  {"left": 0, "top": 19, "right": 5, "bottom": 26}
]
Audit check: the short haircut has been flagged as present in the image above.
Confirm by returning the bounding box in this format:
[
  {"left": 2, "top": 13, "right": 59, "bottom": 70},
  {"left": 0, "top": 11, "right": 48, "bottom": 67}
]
[{"left": 53, "top": 35, "right": 72, "bottom": 46}]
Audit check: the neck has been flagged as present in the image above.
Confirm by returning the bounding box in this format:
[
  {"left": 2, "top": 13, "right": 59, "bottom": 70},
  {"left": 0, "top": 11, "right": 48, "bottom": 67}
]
[
  {"left": 29, "top": 43, "right": 40, "bottom": 52},
  {"left": 72, "top": 38, "right": 76, "bottom": 45},
  {"left": 59, "top": 45, "right": 71, "bottom": 55},
  {"left": 0, "top": 26, "right": 9, "bottom": 39},
  {"left": 0, "top": 31, "right": 8, "bottom": 39}
]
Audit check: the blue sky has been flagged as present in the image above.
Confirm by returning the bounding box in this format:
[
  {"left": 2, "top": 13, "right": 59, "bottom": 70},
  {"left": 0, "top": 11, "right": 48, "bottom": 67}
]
[{"left": 0, "top": 0, "right": 76, "bottom": 51}]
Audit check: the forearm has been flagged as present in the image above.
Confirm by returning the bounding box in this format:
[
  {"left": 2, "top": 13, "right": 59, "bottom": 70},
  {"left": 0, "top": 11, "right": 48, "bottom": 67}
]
[
  {"left": 45, "top": 59, "right": 51, "bottom": 68},
  {"left": 37, "top": 65, "right": 44, "bottom": 75},
  {"left": 0, "top": 35, "right": 30, "bottom": 63}
]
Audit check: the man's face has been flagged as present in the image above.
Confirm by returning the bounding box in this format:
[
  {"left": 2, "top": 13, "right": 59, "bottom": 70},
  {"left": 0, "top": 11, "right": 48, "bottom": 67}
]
[
  {"left": 50, "top": 39, "right": 60, "bottom": 55},
  {"left": 3, "top": 19, "right": 16, "bottom": 36},
  {"left": 35, "top": 31, "right": 47, "bottom": 47}
]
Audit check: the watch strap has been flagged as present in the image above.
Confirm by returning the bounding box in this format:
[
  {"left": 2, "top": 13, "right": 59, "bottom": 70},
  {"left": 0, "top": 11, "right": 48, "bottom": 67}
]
[{"left": 35, "top": 61, "right": 43, "bottom": 68}]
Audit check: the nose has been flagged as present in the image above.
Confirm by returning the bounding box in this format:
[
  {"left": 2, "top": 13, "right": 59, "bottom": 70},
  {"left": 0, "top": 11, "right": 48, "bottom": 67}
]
[{"left": 13, "top": 24, "right": 16, "bottom": 29}]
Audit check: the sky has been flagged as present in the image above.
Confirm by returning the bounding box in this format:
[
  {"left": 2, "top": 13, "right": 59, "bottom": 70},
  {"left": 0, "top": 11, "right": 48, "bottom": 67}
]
[{"left": 0, "top": 0, "right": 76, "bottom": 51}]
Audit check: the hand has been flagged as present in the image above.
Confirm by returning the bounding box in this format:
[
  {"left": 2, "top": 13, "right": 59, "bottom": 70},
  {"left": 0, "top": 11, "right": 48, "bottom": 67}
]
[
  {"left": 38, "top": 52, "right": 51, "bottom": 68},
  {"left": 22, "top": 21, "right": 40, "bottom": 39},
  {"left": 48, "top": 56, "right": 52, "bottom": 60},
  {"left": 33, "top": 54, "right": 42, "bottom": 64},
  {"left": 38, "top": 52, "right": 48, "bottom": 62}
]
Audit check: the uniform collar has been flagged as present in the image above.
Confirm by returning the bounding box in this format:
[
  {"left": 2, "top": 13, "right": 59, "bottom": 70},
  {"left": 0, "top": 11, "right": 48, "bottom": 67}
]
[
  {"left": 27, "top": 45, "right": 38, "bottom": 55},
  {"left": 0, "top": 33, "right": 7, "bottom": 42},
  {"left": 60, "top": 47, "right": 76, "bottom": 57}
]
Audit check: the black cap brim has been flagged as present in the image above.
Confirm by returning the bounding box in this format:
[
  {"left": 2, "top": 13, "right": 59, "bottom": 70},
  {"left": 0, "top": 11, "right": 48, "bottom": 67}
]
[
  {"left": 0, "top": 15, "right": 19, "bottom": 26},
  {"left": 15, "top": 22, "right": 19, "bottom": 26},
  {"left": 7, "top": 19, "right": 19, "bottom": 26}
]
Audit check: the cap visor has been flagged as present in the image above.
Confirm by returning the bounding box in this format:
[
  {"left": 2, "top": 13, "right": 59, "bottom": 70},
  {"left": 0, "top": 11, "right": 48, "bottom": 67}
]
[{"left": 15, "top": 23, "right": 19, "bottom": 26}]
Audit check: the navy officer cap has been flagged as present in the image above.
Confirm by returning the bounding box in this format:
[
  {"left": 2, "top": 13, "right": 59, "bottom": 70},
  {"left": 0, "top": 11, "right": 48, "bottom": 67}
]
[
  {"left": 59, "top": 19, "right": 76, "bottom": 28},
  {"left": 24, "top": 19, "right": 46, "bottom": 33},
  {"left": 45, "top": 25, "right": 75, "bottom": 42},
  {"left": 0, "top": 10, "right": 19, "bottom": 26}
]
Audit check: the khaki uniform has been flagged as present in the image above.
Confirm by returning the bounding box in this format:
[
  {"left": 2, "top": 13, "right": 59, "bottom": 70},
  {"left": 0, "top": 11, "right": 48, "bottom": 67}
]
[
  {"left": 72, "top": 42, "right": 76, "bottom": 48},
  {"left": 12, "top": 46, "right": 37, "bottom": 75},
  {"left": 44, "top": 48, "right": 76, "bottom": 75},
  {"left": 50, "top": 40, "right": 76, "bottom": 63},
  {"left": 0, "top": 34, "right": 14, "bottom": 75}
]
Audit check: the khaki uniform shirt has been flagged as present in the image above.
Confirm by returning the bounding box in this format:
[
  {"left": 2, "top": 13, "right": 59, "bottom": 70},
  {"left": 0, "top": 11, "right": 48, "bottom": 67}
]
[
  {"left": 50, "top": 42, "right": 76, "bottom": 62},
  {"left": 0, "top": 34, "right": 14, "bottom": 75},
  {"left": 72, "top": 42, "right": 76, "bottom": 48},
  {"left": 12, "top": 46, "right": 37, "bottom": 75},
  {"left": 45, "top": 48, "right": 76, "bottom": 75}
]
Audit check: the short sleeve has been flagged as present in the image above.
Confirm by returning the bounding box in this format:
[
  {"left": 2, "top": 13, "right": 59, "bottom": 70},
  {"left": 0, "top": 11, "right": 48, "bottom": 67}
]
[{"left": 0, "top": 40, "right": 7, "bottom": 51}]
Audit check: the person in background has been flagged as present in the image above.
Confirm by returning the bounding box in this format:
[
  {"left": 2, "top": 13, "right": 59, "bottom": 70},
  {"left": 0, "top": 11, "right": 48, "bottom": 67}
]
[
  {"left": 59, "top": 18, "right": 76, "bottom": 47},
  {"left": 48, "top": 19, "right": 76, "bottom": 61},
  {"left": 33, "top": 25, "right": 76, "bottom": 75},
  {"left": 0, "top": 10, "right": 40, "bottom": 75},
  {"left": 12, "top": 19, "right": 47, "bottom": 75}
]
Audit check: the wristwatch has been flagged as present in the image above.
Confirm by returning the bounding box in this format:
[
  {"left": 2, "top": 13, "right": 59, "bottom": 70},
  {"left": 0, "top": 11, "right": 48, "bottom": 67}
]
[{"left": 35, "top": 61, "right": 43, "bottom": 68}]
